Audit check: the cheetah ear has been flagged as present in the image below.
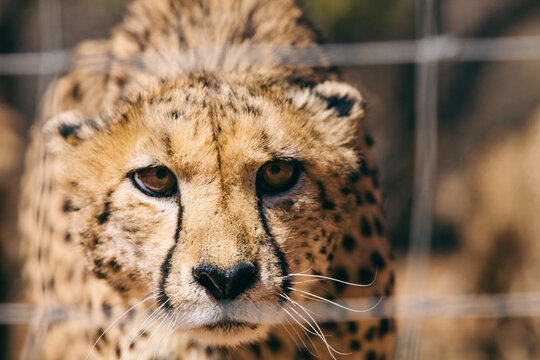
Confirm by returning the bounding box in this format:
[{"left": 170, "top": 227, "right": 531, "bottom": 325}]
[
  {"left": 288, "top": 80, "right": 365, "bottom": 121},
  {"left": 42, "top": 110, "right": 104, "bottom": 153}
]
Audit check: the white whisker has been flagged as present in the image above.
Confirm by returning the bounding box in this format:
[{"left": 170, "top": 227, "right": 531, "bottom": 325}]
[
  {"left": 153, "top": 310, "right": 178, "bottom": 360},
  {"left": 289, "top": 287, "right": 382, "bottom": 313},
  {"left": 287, "top": 267, "right": 378, "bottom": 287},
  {"left": 84, "top": 293, "right": 159, "bottom": 360},
  {"left": 121, "top": 299, "right": 168, "bottom": 359},
  {"left": 284, "top": 294, "right": 349, "bottom": 358},
  {"left": 137, "top": 309, "right": 170, "bottom": 360}
]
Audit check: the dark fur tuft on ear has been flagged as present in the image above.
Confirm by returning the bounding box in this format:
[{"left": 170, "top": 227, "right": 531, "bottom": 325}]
[
  {"left": 42, "top": 110, "right": 104, "bottom": 152},
  {"left": 288, "top": 81, "right": 365, "bottom": 121}
]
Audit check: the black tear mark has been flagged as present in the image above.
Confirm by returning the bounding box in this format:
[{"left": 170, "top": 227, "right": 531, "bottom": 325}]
[
  {"left": 158, "top": 200, "right": 183, "bottom": 310},
  {"left": 317, "top": 94, "right": 355, "bottom": 117},
  {"left": 257, "top": 199, "right": 291, "bottom": 300},
  {"left": 58, "top": 123, "right": 81, "bottom": 140}
]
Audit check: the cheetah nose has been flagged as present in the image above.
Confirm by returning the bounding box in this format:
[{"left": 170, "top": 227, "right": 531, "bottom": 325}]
[{"left": 193, "top": 262, "right": 257, "bottom": 301}]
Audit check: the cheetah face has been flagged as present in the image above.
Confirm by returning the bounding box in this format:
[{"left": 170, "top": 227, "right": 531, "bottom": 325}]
[{"left": 42, "top": 74, "right": 364, "bottom": 345}]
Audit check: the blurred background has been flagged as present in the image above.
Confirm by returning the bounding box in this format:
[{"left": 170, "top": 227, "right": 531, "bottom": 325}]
[{"left": 1, "top": 0, "right": 540, "bottom": 358}]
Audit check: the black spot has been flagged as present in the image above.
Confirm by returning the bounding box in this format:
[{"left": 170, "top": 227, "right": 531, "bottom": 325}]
[
  {"left": 318, "top": 94, "right": 355, "bottom": 117},
  {"left": 322, "top": 200, "right": 335, "bottom": 210},
  {"left": 332, "top": 267, "right": 348, "bottom": 293},
  {"left": 93, "top": 269, "right": 107, "bottom": 279},
  {"left": 365, "top": 134, "right": 374, "bottom": 147},
  {"left": 341, "top": 187, "right": 352, "bottom": 195},
  {"left": 355, "top": 193, "right": 363, "bottom": 205},
  {"left": 327, "top": 253, "right": 334, "bottom": 261},
  {"left": 349, "top": 339, "right": 361, "bottom": 351},
  {"left": 370, "top": 252, "right": 386, "bottom": 270},
  {"left": 371, "top": 170, "right": 380, "bottom": 189},
  {"left": 91, "top": 235, "right": 99, "bottom": 249},
  {"left": 129, "top": 342, "right": 135, "bottom": 350},
  {"left": 102, "top": 303, "right": 112, "bottom": 319},
  {"left": 358, "top": 267, "right": 375, "bottom": 284},
  {"left": 320, "top": 246, "right": 327, "bottom": 254},
  {"left": 115, "top": 284, "right": 128, "bottom": 293},
  {"left": 249, "top": 343, "right": 261, "bottom": 356},
  {"left": 72, "top": 83, "right": 82, "bottom": 100},
  {"left": 378, "top": 318, "right": 389, "bottom": 337},
  {"left": 347, "top": 321, "right": 358, "bottom": 333},
  {"left": 116, "top": 344, "right": 121, "bottom": 357},
  {"left": 205, "top": 346, "right": 213, "bottom": 355},
  {"left": 62, "top": 200, "right": 72, "bottom": 212},
  {"left": 116, "top": 77, "right": 126, "bottom": 87},
  {"left": 317, "top": 181, "right": 336, "bottom": 210},
  {"left": 366, "top": 351, "right": 377, "bottom": 360},
  {"left": 93, "top": 258, "right": 104, "bottom": 268},
  {"left": 360, "top": 162, "right": 370, "bottom": 176},
  {"left": 296, "top": 347, "right": 315, "bottom": 359},
  {"left": 97, "top": 202, "right": 111, "bottom": 224},
  {"left": 365, "top": 191, "right": 376, "bottom": 204},
  {"left": 266, "top": 333, "right": 282, "bottom": 352},
  {"left": 374, "top": 218, "right": 384, "bottom": 236},
  {"left": 108, "top": 259, "right": 122, "bottom": 272},
  {"left": 361, "top": 217, "right": 372, "bottom": 237},
  {"left": 58, "top": 123, "right": 81, "bottom": 139},
  {"left": 364, "top": 326, "right": 376, "bottom": 341},
  {"left": 348, "top": 172, "right": 360, "bottom": 184},
  {"left": 170, "top": 111, "right": 179, "bottom": 120},
  {"left": 96, "top": 328, "right": 107, "bottom": 343},
  {"left": 342, "top": 234, "right": 356, "bottom": 252},
  {"left": 64, "top": 233, "right": 71, "bottom": 242},
  {"left": 321, "top": 321, "right": 337, "bottom": 330}
]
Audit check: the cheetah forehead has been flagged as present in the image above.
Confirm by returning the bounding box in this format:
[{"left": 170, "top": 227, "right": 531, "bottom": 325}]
[{"left": 43, "top": 76, "right": 364, "bottom": 186}]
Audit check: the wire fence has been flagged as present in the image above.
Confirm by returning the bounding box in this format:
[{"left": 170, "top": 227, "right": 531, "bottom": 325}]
[{"left": 2, "top": 0, "right": 540, "bottom": 359}]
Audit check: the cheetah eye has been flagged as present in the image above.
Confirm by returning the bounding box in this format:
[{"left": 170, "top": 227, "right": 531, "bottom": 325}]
[
  {"left": 257, "top": 160, "right": 300, "bottom": 195},
  {"left": 131, "top": 166, "right": 178, "bottom": 197}
]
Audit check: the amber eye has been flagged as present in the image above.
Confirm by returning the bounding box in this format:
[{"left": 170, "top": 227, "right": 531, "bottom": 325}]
[
  {"left": 257, "top": 160, "right": 300, "bottom": 194},
  {"left": 131, "top": 166, "right": 177, "bottom": 197}
]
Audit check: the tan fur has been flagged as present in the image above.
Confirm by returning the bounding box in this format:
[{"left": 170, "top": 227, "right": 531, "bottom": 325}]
[{"left": 20, "top": 0, "right": 395, "bottom": 359}]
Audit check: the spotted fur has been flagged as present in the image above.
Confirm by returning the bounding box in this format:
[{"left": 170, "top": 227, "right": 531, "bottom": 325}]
[{"left": 19, "top": 0, "right": 396, "bottom": 358}]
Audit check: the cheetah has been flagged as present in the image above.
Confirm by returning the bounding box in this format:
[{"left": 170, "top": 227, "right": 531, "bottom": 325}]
[{"left": 19, "top": 0, "right": 396, "bottom": 359}]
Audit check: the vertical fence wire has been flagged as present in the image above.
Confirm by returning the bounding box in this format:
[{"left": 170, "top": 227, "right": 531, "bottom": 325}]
[
  {"left": 395, "top": 0, "right": 439, "bottom": 359},
  {"left": 20, "top": 1, "right": 63, "bottom": 359}
]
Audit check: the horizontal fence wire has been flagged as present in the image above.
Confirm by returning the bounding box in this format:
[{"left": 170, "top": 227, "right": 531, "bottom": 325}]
[
  {"left": 1, "top": 35, "right": 540, "bottom": 75},
  {"left": 5, "top": 293, "right": 540, "bottom": 326}
]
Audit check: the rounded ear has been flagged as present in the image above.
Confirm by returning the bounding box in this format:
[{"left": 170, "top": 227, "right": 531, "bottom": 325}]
[
  {"left": 288, "top": 80, "right": 365, "bottom": 121},
  {"left": 41, "top": 110, "right": 104, "bottom": 153}
]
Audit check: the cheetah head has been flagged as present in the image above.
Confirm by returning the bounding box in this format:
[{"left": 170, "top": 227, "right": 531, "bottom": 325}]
[{"left": 42, "top": 73, "right": 365, "bottom": 345}]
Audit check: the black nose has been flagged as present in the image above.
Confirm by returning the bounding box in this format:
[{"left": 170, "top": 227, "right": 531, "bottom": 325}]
[{"left": 193, "top": 262, "right": 257, "bottom": 301}]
